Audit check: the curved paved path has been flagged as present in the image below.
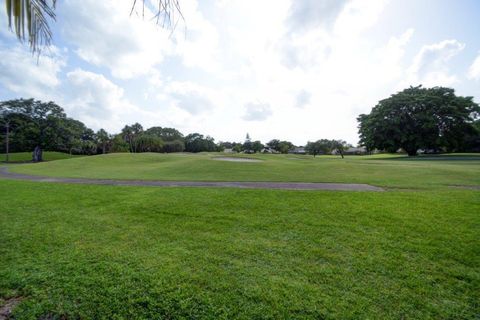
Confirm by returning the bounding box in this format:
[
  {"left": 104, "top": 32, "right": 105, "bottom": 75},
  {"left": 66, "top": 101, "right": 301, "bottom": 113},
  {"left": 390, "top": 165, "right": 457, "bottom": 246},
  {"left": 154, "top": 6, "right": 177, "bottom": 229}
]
[{"left": 0, "top": 167, "right": 384, "bottom": 191}]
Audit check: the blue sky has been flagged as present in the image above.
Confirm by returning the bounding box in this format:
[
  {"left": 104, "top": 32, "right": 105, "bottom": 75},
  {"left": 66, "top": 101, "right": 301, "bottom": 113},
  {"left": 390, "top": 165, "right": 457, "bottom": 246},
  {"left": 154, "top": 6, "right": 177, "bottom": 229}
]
[{"left": 1, "top": 0, "right": 480, "bottom": 145}]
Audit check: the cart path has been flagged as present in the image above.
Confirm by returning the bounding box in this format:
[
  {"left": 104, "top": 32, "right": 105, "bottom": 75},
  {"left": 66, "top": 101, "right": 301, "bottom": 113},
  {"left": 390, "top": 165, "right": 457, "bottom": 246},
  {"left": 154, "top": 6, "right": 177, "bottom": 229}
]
[{"left": 0, "top": 167, "right": 384, "bottom": 191}]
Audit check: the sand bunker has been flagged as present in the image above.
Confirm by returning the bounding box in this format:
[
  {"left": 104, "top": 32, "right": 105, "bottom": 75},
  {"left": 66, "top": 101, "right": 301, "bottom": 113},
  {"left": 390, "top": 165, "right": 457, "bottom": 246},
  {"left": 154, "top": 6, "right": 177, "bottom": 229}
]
[{"left": 212, "top": 157, "right": 262, "bottom": 163}]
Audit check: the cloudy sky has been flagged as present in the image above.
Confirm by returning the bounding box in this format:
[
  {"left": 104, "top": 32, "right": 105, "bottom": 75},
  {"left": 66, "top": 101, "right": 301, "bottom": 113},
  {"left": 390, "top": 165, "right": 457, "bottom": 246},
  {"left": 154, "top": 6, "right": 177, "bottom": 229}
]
[{"left": 1, "top": 0, "right": 479, "bottom": 145}]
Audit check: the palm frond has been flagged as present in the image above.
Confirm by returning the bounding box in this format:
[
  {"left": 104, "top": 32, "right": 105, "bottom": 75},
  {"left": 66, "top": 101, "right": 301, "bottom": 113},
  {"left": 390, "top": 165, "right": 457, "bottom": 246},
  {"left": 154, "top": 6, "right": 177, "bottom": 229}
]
[
  {"left": 131, "top": 0, "right": 184, "bottom": 30},
  {"left": 5, "top": 0, "right": 56, "bottom": 53},
  {"left": 5, "top": 0, "right": 182, "bottom": 54}
]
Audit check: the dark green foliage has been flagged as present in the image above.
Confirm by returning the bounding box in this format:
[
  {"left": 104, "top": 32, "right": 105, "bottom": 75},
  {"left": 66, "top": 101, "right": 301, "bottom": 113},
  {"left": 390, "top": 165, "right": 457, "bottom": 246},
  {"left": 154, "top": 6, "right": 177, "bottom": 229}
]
[
  {"left": 232, "top": 142, "right": 243, "bottom": 153},
  {"left": 122, "top": 125, "right": 188, "bottom": 153},
  {"left": 464, "top": 119, "right": 480, "bottom": 152},
  {"left": 111, "top": 134, "right": 130, "bottom": 153},
  {"left": 163, "top": 139, "right": 185, "bottom": 152},
  {"left": 121, "top": 123, "right": 144, "bottom": 153},
  {"left": 266, "top": 139, "right": 281, "bottom": 150},
  {"left": 358, "top": 86, "right": 480, "bottom": 156},
  {"left": 96, "top": 129, "right": 111, "bottom": 154},
  {"left": 141, "top": 127, "right": 185, "bottom": 152},
  {"left": 145, "top": 126, "right": 184, "bottom": 142},
  {"left": 0, "top": 98, "right": 96, "bottom": 160},
  {"left": 267, "top": 139, "right": 295, "bottom": 153},
  {"left": 305, "top": 139, "right": 348, "bottom": 157},
  {"left": 135, "top": 134, "right": 164, "bottom": 152},
  {"left": 218, "top": 141, "right": 233, "bottom": 149},
  {"left": 184, "top": 133, "right": 216, "bottom": 152},
  {"left": 252, "top": 140, "right": 264, "bottom": 153},
  {"left": 0, "top": 98, "right": 196, "bottom": 156}
]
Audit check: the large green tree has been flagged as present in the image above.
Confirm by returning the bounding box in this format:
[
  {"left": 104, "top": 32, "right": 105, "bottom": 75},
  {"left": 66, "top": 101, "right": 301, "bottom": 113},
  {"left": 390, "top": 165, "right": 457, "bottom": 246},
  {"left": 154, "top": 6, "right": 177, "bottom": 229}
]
[
  {"left": 96, "top": 128, "right": 110, "bottom": 154},
  {"left": 135, "top": 134, "right": 164, "bottom": 152},
  {"left": 358, "top": 86, "right": 480, "bottom": 156},
  {"left": 267, "top": 139, "right": 295, "bottom": 154},
  {"left": 121, "top": 123, "right": 144, "bottom": 153},
  {"left": 184, "top": 133, "right": 216, "bottom": 153},
  {"left": 145, "top": 126, "right": 184, "bottom": 142},
  {"left": 0, "top": 98, "right": 67, "bottom": 161},
  {"left": 0, "top": 98, "right": 100, "bottom": 160}
]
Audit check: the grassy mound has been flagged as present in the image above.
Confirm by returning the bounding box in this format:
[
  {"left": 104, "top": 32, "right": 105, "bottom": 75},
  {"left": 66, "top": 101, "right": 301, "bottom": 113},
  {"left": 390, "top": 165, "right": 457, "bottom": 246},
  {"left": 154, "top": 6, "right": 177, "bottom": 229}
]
[{"left": 9, "top": 152, "right": 480, "bottom": 188}]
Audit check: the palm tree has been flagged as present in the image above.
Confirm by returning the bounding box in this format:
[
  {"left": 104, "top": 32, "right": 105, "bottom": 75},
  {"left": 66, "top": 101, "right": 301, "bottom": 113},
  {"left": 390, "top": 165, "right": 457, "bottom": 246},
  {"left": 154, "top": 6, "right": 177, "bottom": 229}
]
[
  {"left": 4, "top": 0, "right": 183, "bottom": 54},
  {"left": 5, "top": 0, "right": 56, "bottom": 53}
]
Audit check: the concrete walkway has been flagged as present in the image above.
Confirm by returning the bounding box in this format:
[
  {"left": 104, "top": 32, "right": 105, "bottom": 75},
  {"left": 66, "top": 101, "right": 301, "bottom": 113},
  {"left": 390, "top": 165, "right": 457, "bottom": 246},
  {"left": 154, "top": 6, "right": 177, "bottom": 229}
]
[{"left": 0, "top": 167, "right": 384, "bottom": 191}]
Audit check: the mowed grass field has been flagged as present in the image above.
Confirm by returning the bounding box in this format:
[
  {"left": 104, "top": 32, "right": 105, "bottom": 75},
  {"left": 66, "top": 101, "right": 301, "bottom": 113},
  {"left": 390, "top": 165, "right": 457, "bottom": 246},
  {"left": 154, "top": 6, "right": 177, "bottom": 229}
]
[
  {"left": 1, "top": 151, "right": 82, "bottom": 163},
  {"left": 1, "top": 153, "right": 479, "bottom": 319},
  {"left": 8, "top": 152, "right": 480, "bottom": 188}
]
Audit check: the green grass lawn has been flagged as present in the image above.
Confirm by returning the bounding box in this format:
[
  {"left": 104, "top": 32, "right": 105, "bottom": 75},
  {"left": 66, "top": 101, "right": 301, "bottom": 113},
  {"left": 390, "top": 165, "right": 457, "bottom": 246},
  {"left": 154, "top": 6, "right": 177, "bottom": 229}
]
[
  {"left": 1, "top": 151, "right": 82, "bottom": 163},
  {"left": 9, "top": 152, "right": 480, "bottom": 188},
  {"left": 0, "top": 181, "right": 478, "bottom": 319},
  {"left": 1, "top": 153, "right": 479, "bottom": 319}
]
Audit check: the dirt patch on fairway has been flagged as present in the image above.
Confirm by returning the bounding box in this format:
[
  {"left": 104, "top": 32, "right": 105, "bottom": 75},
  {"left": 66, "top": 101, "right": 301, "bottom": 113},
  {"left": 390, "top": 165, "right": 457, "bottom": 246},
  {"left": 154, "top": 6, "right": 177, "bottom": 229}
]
[
  {"left": 0, "top": 297, "right": 22, "bottom": 320},
  {"left": 212, "top": 157, "right": 262, "bottom": 163}
]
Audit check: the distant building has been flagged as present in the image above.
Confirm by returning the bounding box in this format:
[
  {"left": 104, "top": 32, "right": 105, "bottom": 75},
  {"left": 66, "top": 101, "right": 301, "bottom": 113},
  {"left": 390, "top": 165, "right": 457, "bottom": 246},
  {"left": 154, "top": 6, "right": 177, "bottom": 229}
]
[
  {"left": 289, "top": 147, "right": 306, "bottom": 154},
  {"left": 223, "top": 148, "right": 234, "bottom": 153},
  {"left": 261, "top": 147, "right": 275, "bottom": 153},
  {"left": 343, "top": 147, "right": 367, "bottom": 155}
]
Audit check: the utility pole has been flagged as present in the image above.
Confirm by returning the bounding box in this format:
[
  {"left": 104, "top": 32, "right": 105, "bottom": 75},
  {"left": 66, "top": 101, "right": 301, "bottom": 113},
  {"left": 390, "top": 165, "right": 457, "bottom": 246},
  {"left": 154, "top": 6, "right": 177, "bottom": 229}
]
[{"left": 5, "top": 121, "right": 9, "bottom": 163}]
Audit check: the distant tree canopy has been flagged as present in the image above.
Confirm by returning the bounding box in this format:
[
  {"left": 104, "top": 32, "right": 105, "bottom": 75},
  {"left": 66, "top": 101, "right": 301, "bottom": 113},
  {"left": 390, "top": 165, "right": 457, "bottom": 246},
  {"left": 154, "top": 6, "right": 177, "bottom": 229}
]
[
  {"left": 184, "top": 133, "right": 217, "bottom": 153},
  {"left": 0, "top": 98, "right": 209, "bottom": 161},
  {"left": 145, "top": 127, "right": 184, "bottom": 142},
  {"left": 358, "top": 86, "right": 480, "bottom": 156},
  {"left": 266, "top": 139, "right": 294, "bottom": 154},
  {"left": 305, "top": 139, "right": 348, "bottom": 158},
  {"left": 0, "top": 98, "right": 222, "bottom": 161}
]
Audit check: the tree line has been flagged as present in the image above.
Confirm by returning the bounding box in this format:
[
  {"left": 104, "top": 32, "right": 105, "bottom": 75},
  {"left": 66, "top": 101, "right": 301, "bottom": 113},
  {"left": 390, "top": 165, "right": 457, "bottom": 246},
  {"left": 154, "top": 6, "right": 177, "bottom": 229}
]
[
  {"left": 0, "top": 99, "right": 224, "bottom": 161},
  {"left": 1, "top": 98, "right": 333, "bottom": 161},
  {"left": 2, "top": 86, "right": 480, "bottom": 162}
]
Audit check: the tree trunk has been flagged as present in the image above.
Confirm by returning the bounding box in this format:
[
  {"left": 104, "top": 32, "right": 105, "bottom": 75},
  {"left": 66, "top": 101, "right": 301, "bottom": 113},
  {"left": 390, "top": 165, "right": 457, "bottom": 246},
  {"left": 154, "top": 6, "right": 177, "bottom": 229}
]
[
  {"left": 339, "top": 149, "right": 344, "bottom": 159},
  {"left": 406, "top": 149, "right": 418, "bottom": 156},
  {"left": 5, "top": 122, "right": 9, "bottom": 162},
  {"left": 102, "top": 143, "right": 106, "bottom": 154},
  {"left": 32, "top": 146, "right": 43, "bottom": 162}
]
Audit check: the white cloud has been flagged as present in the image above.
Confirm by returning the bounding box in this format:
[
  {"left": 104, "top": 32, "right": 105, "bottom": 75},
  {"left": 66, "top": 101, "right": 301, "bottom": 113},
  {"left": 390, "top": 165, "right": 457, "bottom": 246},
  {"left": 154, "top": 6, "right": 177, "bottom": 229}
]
[
  {"left": 468, "top": 53, "right": 480, "bottom": 80},
  {"left": 170, "top": 0, "right": 220, "bottom": 71},
  {"left": 59, "top": 0, "right": 171, "bottom": 79},
  {"left": 0, "top": 45, "right": 65, "bottom": 100},
  {"left": 286, "top": 0, "right": 349, "bottom": 34},
  {"left": 295, "top": 90, "right": 311, "bottom": 108},
  {"left": 407, "top": 39, "right": 465, "bottom": 86},
  {"left": 242, "top": 102, "right": 273, "bottom": 121},
  {"left": 165, "top": 81, "right": 217, "bottom": 115},
  {"left": 333, "top": 0, "right": 388, "bottom": 36},
  {"left": 64, "top": 69, "right": 137, "bottom": 131}
]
